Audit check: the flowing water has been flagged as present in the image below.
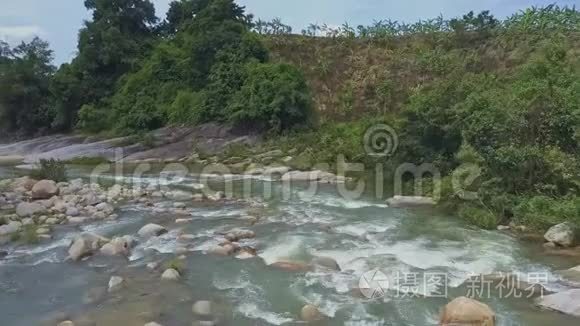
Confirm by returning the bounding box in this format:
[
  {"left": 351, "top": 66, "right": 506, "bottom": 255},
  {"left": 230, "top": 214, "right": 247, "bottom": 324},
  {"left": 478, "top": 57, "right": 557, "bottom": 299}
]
[{"left": 0, "top": 166, "right": 579, "bottom": 326}]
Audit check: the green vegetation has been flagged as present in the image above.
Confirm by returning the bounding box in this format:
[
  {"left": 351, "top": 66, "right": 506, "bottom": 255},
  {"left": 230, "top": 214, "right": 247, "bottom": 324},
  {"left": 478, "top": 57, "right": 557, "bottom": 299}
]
[
  {"left": 0, "top": 2, "right": 579, "bottom": 231},
  {"left": 64, "top": 157, "right": 110, "bottom": 165},
  {"left": 29, "top": 159, "right": 67, "bottom": 182}
]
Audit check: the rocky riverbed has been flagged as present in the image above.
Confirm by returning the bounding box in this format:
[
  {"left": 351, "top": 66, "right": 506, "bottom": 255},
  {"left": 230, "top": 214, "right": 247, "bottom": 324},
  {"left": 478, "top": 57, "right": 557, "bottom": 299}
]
[{"left": 1, "top": 128, "right": 580, "bottom": 326}]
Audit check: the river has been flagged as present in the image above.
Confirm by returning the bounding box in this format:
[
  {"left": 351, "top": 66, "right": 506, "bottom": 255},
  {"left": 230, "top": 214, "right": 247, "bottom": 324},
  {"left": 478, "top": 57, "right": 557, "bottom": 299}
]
[{"left": 0, "top": 165, "right": 578, "bottom": 325}]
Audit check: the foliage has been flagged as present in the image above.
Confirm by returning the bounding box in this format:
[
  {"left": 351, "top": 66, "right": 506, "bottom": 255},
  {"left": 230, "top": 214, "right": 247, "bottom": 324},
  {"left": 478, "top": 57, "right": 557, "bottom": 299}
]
[
  {"left": 0, "top": 38, "right": 55, "bottom": 135},
  {"left": 227, "top": 62, "right": 313, "bottom": 132},
  {"left": 29, "top": 159, "right": 67, "bottom": 182}
]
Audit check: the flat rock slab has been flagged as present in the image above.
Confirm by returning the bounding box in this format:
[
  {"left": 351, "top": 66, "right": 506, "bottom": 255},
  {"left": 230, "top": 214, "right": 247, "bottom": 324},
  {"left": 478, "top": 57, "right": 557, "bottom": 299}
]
[{"left": 537, "top": 289, "right": 580, "bottom": 317}]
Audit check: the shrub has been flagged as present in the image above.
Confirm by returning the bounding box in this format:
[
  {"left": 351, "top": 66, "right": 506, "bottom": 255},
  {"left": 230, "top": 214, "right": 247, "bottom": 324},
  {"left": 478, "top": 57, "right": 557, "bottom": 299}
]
[
  {"left": 29, "top": 159, "right": 67, "bottom": 182},
  {"left": 514, "top": 196, "right": 580, "bottom": 230},
  {"left": 458, "top": 203, "right": 498, "bottom": 230},
  {"left": 227, "top": 62, "right": 313, "bottom": 133}
]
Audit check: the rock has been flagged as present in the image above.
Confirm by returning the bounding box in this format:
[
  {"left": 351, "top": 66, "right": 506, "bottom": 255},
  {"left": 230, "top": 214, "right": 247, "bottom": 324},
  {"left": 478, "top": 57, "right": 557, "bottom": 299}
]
[
  {"left": 235, "top": 247, "right": 257, "bottom": 260},
  {"left": 497, "top": 225, "right": 510, "bottom": 231},
  {"left": 45, "top": 217, "right": 59, "bottom": 225},
  {"left": 11, "top": 177, "right": 37, "bottom": 191},
  {"left": 68, "top": 217, "right": 87, "bottom": 224},
  {"left": 100, "top": 237, "right": 133, "bottom": 256},
  {"left": 270, "top": 261, "right": 311, "bottom": 272},
  {"left": 223, "top": 229, "right": 256, "bottom": 242},
  {"left": 0, "top": 155, "right": 24, "bottom": 166},
  {"left": 300, "top": 304, "right": 324, "bottom": 322},
  {"left": 36, "top": 227, "right": 50, "bottom": 235},
  {"left": 173, "top": 202, "right": 186, "bottom": 209},
  {"left": 544, "top": 222, "right": 575, "bottom": 247},
  {"left": 543, "top": 242, "right": 557, "bottom": 249},
  {"left": 31, "top": 180, "right": 59, "bottom": 200},
  {"left": 21, "top": 217, "right": 34, "bottom": 225},
  {"left": 536, "top": 289, "right": 580, "bottom": 317},
  {"left": 208, "top": 244, "right": 235, "bottom": 256},
  {"left": 146, "top": 262, "right": 160, "bottom": 270},
  {"left": 57, "top": 321, "right": 75, "bottom": 326},
  {"left": 108, "top": 276, "right": 124, "bottom": 292},
  {"left": 386, "top": 196, "right": 436, "bottom": 208},
  {"left": 176, "top": 218, "right": 194, "bottom": 224},
  {"left": 311, "top": 256, "right": 341, "bottom": 271},
  {"left": 138, "top": 224, "right": 168, "bottom": 238},
  {"left": 557, "top": 265, "right": 580, "bottom": 287},
  {"left": 192, "top": 300, "right": 213, "bottom": 316},
  {"left": 144, "top": 323, "right": 163, "bottom": 326},
  {"left": 66, "top": 207, "right": 80, "bottom": 217},
  {"left": 439, "top": 297, "right": 495, "bottom": 326},
  {"left": 178, "top": 234, "right": 196, "bottom": 242},
  {"left": 68, "top": 233, "right": 109, "bottom": 261},
  {"left": 95, "top": 202, "right": 114, "bottom": 214},
  {"left": 16, "top": 202, "right": 46, "bottom": 217},
  {"left": 161, "top": 268, "right": 180, "bottom": 281},
  {"left": 83, "top": 193, "right": 101, "bottom": 206},
  {"left": 0, "top": 221, "right": 20, "bottom": 236},
  {"left": 282, "top": 170, "right": 344, "bottom": 184}
]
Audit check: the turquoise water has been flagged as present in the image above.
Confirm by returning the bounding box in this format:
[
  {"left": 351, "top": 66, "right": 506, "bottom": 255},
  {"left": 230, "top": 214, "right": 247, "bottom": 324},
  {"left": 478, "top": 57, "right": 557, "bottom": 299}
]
[{"left": 0, "top": 168, "right": 578, "bottom": 325}]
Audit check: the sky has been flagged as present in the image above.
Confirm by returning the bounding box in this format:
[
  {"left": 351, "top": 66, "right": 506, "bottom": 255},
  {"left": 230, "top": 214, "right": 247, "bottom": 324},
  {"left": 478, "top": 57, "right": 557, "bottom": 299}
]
[{"left": 0, "top": 0, "right": 578, "bottom": 64}]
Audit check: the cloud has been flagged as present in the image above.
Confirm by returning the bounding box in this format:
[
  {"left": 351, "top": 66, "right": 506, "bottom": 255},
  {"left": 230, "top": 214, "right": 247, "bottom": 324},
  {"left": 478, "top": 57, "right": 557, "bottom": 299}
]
[{"left": 0, "top": 25, "right": 46, "bottom": 44}]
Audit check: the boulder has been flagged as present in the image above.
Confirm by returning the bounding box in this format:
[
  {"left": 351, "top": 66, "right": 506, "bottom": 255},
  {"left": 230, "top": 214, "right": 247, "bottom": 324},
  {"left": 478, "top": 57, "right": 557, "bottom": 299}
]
[
  {"left": 100, "top": 236, "right": 134, "bottom": 256},
  {"left": 208, "top": 244, "right": 236, "bottom": 256},
  {"left": 536, "top": 289, "right": 580, "bottom": 317},
  {"left": 161, "top": 268, "right": 180, "bottom": 281},
  {"left": 95, "top": 202, "right": 114, "bottom": 214},
  {"left": 138, "top": 224, "right": 168, "bottom": 238},
  {"left": 311, "top": 256, "right": 341, "bottom": 271},
  {"left": 300, "top": 305, "right": 324, "bottom": 322},
  {"left": 66, "top": 207, "right": 80, "bottom": 217},
  {"left": 68, "top": 233, "right": 109, "bottom": 261},
  {"left": 270, "top": 261, "right": 311, "bottom": 272},
  {"left": 224, "top": 229, "right": 256, "bottom": 242},
  {"left": 282, "top": 170, "right": 344, "bottom": 184},
  {"left": 439, "top": 296, "right": 495, "bottom": 326},
  {"left": 386, "top": 196, "right": 436, "bottom": 208},
  {"left": 544, "top": 222, "right": 575, "bottom": 247},
  {"left": 11, "top": 177, "right": 37, "bottom": 191},
  {"left": 0, "top": 221, "right": 21, "bottom": 236},
  {"left": 31, "top": 180, "right": 59, "bottom": 200},
  {"left": 192, "top": 300, "right": 213, "bottom": 316},
  {"left": 57, "top": 321, "right": 75, "bottom": 326},
  {"left": 108, "top": 276, "right": 124, "bottom": 292},
  {"left": 144, "top": 323, "right": 163, "bottom": 326},
  {"left": 16, "top": 202, "right": 46, "bottom": 217},
  {"left": 557, "top": 265, "right": 580, "bottom": 287}
]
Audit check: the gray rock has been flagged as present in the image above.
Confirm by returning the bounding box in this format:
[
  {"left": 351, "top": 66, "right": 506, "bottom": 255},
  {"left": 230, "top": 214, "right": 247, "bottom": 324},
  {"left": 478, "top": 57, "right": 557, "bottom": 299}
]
[
  {"left": 95, "top": 202, "right": 114, "bottom": 214},
  {"left": 311, "top": 256, "right": 341, "bottom": 271},
  {"left": 192, "top": 300, "right": 213, "bottom": 316},
  {"left": 557, "top": 265, "right": 580, "bottom": 287},
  {"left": 544, "top": 222, "right": 575, "bottom": 247},
  {"left": 68, "top": 233, "right": 109, "bottom": 261},
  {"left": 16, "top": 202, "right": 47, "bottom": 217},
  {"left": 300, "top": 304, "right": 324, "bottom": 322},
  {"left": 0, "top": 221, "right": 21, "bottom": 236},
  {"left": 224, "top": 229, "right": 255, "bottom": 242},
  {"left": 31, "top": 180, "right": 59, "bottom": 200},
  {"left": 66, "top": 207, "right": 80, "bottom": 217},
  {"left": 108, "top": 276, "right": 124, "bottom": 292},
  {"left": 138, "top": 224, "right": 168, "bottom": 238},
  {"left": 536, "top": 289, "right": 580, "bottom": 317},
  {"left": 386, "top": 196, "right": 436, "bottom": 208},
  {"left": 161, "top": 268, "right": 180, "bottom": 281}
]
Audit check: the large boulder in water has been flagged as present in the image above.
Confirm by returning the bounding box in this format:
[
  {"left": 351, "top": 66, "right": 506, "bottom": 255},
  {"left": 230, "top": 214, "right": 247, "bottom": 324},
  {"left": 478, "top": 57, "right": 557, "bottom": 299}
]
[
  {"left": 311, "top": 256, "right": 341, "bottom": 271},
  {"left": 138, "top": 224, "right": 167, "bottom": 238},
  {"left": 386, "top": 196, "right": 436, "bottom": 208},
  {"left": 270, "top": 261, "right": 312, "bottom": 272},
  {"left": 439, "top": 296, "right": 495, "bottom": 326},
  {"left": 300, "top": 304, "right": 324, "bottom": 322},
  {"left": 536, "top": 289, "right": 580, "bottom": 317},
  {"left": 68, "top": 233, "right": 110, "bottom": 261},
  {"left": 31, "top": 180, "right": 59, "bottom": 200},
  {"left": 557, "top": 265, "right": 580, "bottom": 287},
  {"left": 16, "top": 202, "right": 47, "bottom": 217},
  {"left": 544, "top": 222, "right": 575, "bottom": 247}
]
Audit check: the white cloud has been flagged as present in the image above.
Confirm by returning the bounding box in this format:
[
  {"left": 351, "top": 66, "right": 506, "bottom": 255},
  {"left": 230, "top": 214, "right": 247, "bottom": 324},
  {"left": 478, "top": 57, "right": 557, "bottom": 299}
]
[{"left": 0, "top": 25, "right": 46, "bottom": 45}]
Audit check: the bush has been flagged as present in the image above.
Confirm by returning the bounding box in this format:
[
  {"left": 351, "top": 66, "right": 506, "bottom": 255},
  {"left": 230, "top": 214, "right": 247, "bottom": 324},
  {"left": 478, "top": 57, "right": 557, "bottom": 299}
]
[
  {"left": 168, "top": 90, "right": 207, "bottom": 124},
  {"left": 29, "top": 159, "right": 67, "bottom": 182},
  {"left": 514, "top": 196, "right": 580, "bottom": 230},
  {"left": 458, "top": 204, "right": 498, "bottom": 230},
  {"left": 227, "top": 62, "right": 313, "bottom": 133}
]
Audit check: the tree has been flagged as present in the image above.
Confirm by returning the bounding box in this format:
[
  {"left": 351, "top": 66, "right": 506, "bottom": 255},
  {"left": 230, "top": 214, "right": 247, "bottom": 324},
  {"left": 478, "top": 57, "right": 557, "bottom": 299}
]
[
  {"left": 0, "top": 38, "right": 55, "bottom": 134},
  {"left": 161, "top": 0, "right": 211, "bottom": 35}
]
